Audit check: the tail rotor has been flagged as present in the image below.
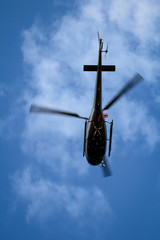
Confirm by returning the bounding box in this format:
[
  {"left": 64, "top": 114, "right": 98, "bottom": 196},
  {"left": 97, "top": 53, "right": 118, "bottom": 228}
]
[{"left": 101, "top": 157, "right": 112, "bottom": 177}]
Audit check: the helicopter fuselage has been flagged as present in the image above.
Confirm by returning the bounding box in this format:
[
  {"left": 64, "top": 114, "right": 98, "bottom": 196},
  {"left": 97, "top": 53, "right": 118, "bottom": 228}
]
[{"left": 84, "top": 38, "right": 108, "bottom": 166}]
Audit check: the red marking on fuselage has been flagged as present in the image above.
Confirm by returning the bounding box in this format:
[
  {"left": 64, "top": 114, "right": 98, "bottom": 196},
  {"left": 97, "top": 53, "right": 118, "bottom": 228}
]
[{"left": 98, "top": 113, "right": 108, "bottom": 121}]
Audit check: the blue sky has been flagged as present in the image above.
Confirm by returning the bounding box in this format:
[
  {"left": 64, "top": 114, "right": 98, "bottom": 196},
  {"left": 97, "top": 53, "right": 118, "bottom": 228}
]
[{"left": 0, "top": 0, "right": 160, "bottom": 239}]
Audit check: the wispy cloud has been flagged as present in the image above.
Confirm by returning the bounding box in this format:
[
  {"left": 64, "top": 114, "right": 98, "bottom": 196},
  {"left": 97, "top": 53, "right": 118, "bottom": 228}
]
[
  {"left": 12, "top": 167, "right": 112, "bottom": 223},
  {"left": 109, "top": 0, "right": 160, "bottom": 44},
  {"left": 156, "top": 96, "right": 160, "bottom": 104},
  {"left": 12, "top": 0, "right": 160, "bottom": 223}
]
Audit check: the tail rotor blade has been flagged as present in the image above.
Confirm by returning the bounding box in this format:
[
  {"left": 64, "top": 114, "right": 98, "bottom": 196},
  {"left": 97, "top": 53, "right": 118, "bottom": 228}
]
[
  {"left": 103, "top": 73, "right": 143, "bottom": 111},
  {"left": 102, "top": 157, "right": 112, "bottom": 178},
  {"left": 30, "top": 104, "right": 88, "bottom": 120}
]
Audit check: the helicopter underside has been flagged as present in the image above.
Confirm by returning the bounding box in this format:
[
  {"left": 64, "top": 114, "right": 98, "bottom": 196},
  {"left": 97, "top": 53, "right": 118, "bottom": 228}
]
[{"left": 86, "top": 138, "right": 106, "bottom": 166}]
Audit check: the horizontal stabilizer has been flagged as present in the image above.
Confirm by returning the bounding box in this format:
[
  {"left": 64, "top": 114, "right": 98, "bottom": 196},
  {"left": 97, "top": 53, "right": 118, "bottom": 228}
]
[{"left": 83, "top": 65, "right": 115, "bottom": 71}]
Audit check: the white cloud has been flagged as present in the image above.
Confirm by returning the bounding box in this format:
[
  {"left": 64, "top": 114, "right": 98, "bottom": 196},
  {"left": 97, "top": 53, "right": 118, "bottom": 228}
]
[
  {"left": 109, "top": 0, "right": 160, "bottom": 44},
  {"left": 13, "top": 167, "right": 112, "bottom": 223}
]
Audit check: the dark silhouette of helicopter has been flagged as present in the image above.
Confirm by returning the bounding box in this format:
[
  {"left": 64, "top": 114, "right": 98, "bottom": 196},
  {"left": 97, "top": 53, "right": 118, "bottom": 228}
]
[{"left": 30, "top": 31, "right": 143, "bottom": 177}]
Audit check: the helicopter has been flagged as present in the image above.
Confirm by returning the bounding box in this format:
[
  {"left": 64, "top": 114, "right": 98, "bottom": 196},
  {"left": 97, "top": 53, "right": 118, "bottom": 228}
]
[{"left": 30, "top": 31, "right": 143, "bottom": 177}]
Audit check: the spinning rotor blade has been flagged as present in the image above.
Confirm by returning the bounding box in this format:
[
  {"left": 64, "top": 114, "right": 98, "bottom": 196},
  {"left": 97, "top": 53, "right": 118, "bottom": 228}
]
[
  {"left": 30, "top": 104, "right": 88, "bottom": 120},
  {"left": 103, "top": 73, "right": 143, "bottom": 111},
  {"left": 102, "top": 157, "right": 112, "bottom": 178}
]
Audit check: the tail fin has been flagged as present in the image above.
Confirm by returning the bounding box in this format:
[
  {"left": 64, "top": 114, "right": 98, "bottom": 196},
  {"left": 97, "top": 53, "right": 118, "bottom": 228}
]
[
  {"left": 97, "top": 30, "right": 103, "bottom": 50},
  {"left": 97, "top": 30, "right": 101, "bottom": 43}
]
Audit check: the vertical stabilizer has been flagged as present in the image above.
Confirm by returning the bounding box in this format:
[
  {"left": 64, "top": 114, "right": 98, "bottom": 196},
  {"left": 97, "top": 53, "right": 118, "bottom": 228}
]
[{"left": 97, "top": 30, "right": 103, "bottom": 50}]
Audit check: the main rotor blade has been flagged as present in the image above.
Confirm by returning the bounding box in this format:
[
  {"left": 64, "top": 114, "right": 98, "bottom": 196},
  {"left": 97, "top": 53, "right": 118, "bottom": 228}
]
[
  {"left": 30, "top": 104, "right": 88, "bottom": 120},
  {"left": 102, "top": 157, "right": 112, "bottom": 178},
  {"left": 103, "top": 73, "right": 143, "bottom": 111}
]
